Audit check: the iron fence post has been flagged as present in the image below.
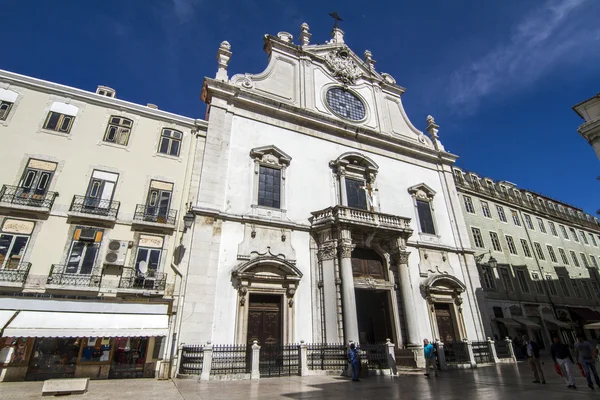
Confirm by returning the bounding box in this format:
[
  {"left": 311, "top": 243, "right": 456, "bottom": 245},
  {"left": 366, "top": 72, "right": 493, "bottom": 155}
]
[
  {"left": 299, "top": 341, "right": 308, "bottom": 376},
  {"left": 251, "top": 340, "right": 261, "bottom": 380},
  {"left": 200, "top": 342, "right": 212, "bottom": 381},
  {"left": 464, "top": 339, "right": 476, "bottom": 368},
  {"left": 385, "top": 338, "right": 397, "bottom": 375},
  {"left": 506, "top": 337, "right": 517, "bottom": 362},
  {"left": 436, "top": 340, "right": 448, "bottom": 370}
]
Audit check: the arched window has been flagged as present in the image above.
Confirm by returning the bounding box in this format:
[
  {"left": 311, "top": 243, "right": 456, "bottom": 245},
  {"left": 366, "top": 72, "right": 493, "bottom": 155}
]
[{"left": 329, "top": 152, "right": 379, "bottom": 211}]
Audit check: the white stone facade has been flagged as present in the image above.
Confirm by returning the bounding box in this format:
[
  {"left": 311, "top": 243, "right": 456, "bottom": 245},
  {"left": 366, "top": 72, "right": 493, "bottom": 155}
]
[
  {"left": 176, "top": 24, "right": 486, "bottom": 363},
  {"left": 573, "top": 93, "right": 600, "bottom": 160}
]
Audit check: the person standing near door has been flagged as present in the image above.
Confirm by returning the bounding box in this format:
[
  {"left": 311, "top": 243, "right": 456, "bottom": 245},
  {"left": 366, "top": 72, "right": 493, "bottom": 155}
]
[
  {"left": 551, "top": 336, "right": 576, "bottom": 389},
  {"left": 574, "top": 334, "right": 600, "bottom": 390},
  {"left": 348, "top": 343, "right": 360, "bottom": 382},
  {"left": 522, "top": 335, "right": 545, "bottom": 384},
  {"left": 423, "top": 339, "right": 438, "bottom": 377}
]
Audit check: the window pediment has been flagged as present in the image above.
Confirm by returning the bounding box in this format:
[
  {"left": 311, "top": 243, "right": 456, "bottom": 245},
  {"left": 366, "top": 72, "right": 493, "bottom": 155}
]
[
  {"left": 407, "top": 183, "right": 436, "bottom": 201},
  {"left": 250, "top": 145, "right": 292, "bottom": 167}
]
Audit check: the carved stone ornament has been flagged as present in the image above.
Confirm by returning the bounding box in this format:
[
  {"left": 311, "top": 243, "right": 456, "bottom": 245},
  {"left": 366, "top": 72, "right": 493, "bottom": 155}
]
[
  {"left": 324, "top": 48, "right": 363, "bottom": 85},
  {"left": 391, "top": 250, "right": 410, "bottom": 265},
  {"left": 365, "top": 277, "right": 377, "bottom": 289},
  {"left": 238, "top": 286, "right": 248, "bottom": 306},
  {"left": 317, "top": 242, "right": 337, "bottom": 261},
  {"left": 338, "top": 242, "right": 354, "bottom": 259}
]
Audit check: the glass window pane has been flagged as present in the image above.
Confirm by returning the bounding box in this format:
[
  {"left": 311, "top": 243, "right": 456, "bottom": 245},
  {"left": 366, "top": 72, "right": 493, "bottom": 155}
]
[
  {"left": 106, "top": 126, "right": 117, "bottom": 142},
  {"left": 22, "top": 170, "right": 36, "bottom": 188},
  {"left": 80, "top": 244, "right": 98, "bottom": 274},
  {"left": 67, "top": 241, "right": 85, "bottom": 273},
  {"left": 162, "top": 129, "right": 172, "bottom": 138},
  {"left": 148, "top": 249, "right": 161, "bottom": 271},
  {"left": 59, "top": 116, "right": 72, "bottom": 132},
  {"left": 37, "top": 173, "right": 50, "bottom": 191},
  {"left": 117, "top": 128, "right": 130, "bottom": 145},
  {"left": 0, "top": 234, "right": 14, "bottom": 268},
  {"left": 159, "top": 138, "right": 170, "bottom": 154},
  {"left": 169, "top": 139, "right": 180, "bottom": 156},
  {"left": 9, "top": 236, "right": 29, "bottom": 260},
  {"left": 45, "top": 112, "right": 60, "bottom": 130},
  {"left": 136, "top": 248, "right": 148, "bottom": 272},
  {"left": 345, "top": 178, "right": 367, "bottom": 210},
  {"left": 417, "top": 200, "right": 435, "bottom": 234}
]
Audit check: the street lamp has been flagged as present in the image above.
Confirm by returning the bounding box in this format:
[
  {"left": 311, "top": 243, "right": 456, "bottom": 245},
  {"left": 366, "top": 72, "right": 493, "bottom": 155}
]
[
  {"left": 488, "top": 255, "right": 498, "bottom": 269},
  {"left": 183, "top": 211, "right": 194, "bottom": 231}
]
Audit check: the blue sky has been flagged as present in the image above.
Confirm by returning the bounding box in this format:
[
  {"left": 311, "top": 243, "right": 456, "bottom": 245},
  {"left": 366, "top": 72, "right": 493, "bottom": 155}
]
[{"left": 3, "top": 0, "right": 599, "bottom": 215}]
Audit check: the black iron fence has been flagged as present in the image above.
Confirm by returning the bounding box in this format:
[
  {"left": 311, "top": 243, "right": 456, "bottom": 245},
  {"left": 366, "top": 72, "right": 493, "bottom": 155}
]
[
  {"left": 0, "top": 262, "right": 31, "bottom": 284},
  {"left": 0, "top": 184, "right": 57, "bottom": 209},
  {"left": 494, "top": 340, "right": 512, "bottom": 359},
  {"left": 444, "top": 341, "right": 471, "bottom": 365},
  {"left": 133, "top": 204, "right": 177, "bottom": 226},
  {"left": 259, "top": 344, "right": 299, "bottom": 377},
  {"left": 307, "top": 343, "right": 347, "bottom": 370},
  {"left": 119, "top": 272, "right": 166, "bottom": 291},
  {"left": 358, "top": 343, "right": 387, "bottom": 369},
  {"left": 211, "top": 344, "right": 250, "bottom": 375},
  {"left": 46, "top": 264, "right": 102, "bottom": 288},
  {"left": 69, "top": 195, "right": 120, "bottom": 219},
  {"left": 179, "top": 345, "right": 204, "bottom": 375},
  {"left": 471, "top": 341, "right": 493, "bottom": 364}
]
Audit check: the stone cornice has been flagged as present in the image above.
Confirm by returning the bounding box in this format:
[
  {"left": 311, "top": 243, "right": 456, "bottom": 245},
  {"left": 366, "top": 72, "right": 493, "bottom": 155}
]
[
  {"left": 191, "top": 206, "right": 311, "bottom": 231},
  {"left": 456, "top": 184, "right": 600, "bottom": 234},
  {"left": 202, "top": 78, "right": 458, "bottom": 166},
  {"left": 0, "top": 69, "right": 207, "bottom": 130}
]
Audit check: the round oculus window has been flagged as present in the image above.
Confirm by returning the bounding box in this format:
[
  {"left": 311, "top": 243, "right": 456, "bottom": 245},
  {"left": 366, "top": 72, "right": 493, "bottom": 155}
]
[{"left": 325, "top": 87, "right": 366, "bottom": 121}]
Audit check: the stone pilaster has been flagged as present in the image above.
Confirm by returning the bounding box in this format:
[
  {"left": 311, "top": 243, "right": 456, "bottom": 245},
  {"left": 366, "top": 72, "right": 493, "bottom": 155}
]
[
  {"left": 338, "top": 233, "right": 358, "bottom": 344},
  {"left": 317, "top": 239, "right": 340, "bottom": 343}
]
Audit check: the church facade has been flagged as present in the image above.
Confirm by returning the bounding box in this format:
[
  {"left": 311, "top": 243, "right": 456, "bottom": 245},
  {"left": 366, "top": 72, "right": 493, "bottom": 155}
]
[{"left": 176, "top": 23, "right": 487, "bottom": 360}]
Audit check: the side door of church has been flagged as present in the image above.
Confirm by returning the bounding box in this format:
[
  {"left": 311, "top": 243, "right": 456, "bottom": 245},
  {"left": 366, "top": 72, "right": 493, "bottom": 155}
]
[{"left": 246, "top": 294, "right": 282, "bottom": 346}]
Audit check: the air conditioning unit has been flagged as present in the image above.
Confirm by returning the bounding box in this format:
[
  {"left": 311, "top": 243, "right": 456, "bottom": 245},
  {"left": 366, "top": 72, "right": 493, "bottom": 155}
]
[
  {"left": 79, "top": 228, "right": 97, "bottom": 241},
  {"left": 104, "top": 240, "right": 128, "bottom": 266}
]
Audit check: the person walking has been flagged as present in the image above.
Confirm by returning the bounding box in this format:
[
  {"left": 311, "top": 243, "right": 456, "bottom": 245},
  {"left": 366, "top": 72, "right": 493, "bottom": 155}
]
[
  {"left": 348, "top": 343, "right": 360, "bottom": 382},
  {"left": 522, "top": 335, "right": 545, "bottom": 384},
  {"left": 423, "top": 339, "right": 438, "bottom": 377},
  {"left": 550, "top": 336, "right": 576, "bottom": 389},
  {"left": 574, "top": 335, "right": 600, "bottom": 390}
]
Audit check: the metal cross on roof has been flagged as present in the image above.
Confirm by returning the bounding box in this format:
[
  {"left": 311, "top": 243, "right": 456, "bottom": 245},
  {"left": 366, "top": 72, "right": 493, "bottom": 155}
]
[{"left": 329, "top": 11, "right": 343, "bottom": 28}]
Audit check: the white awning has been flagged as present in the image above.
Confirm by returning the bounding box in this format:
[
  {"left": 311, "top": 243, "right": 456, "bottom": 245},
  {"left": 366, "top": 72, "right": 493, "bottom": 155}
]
[
  {"left": 542, "top": 317, "right": 572, "bottom": 329},
  {"left": 2, "top": 311, "right": 168, "bottom": 337},
  {"left": 584, "top": 322, "right": 600, "bottom": 330},
  {"left": 0, "top": 310, "right": 17, "bottom": 331}
]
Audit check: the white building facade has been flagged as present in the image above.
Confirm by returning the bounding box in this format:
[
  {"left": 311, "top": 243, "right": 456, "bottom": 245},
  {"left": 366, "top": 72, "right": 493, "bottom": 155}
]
[
  {"left": 177, "top": 23, "right": 487, "bottom": 364},
  {"left": 0, "top": 70, "right": 207, "bottom": 381},
  {"left": 573, "top": 93, "right": 600, "bottom": 160}
]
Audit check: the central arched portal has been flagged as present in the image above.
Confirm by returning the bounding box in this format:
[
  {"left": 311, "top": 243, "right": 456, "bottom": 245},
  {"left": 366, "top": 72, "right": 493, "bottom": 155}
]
[{"left": 351, "top": 248, "right": 395, "bottom": 344}]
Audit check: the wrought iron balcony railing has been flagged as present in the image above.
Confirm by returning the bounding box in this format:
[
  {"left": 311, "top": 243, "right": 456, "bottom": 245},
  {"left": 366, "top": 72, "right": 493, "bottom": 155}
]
[
  {"left": 119, "top": 271, "right": 166, "bottom": 291},
  {"left": 133, "top": 204, "right": 177, "bottom": 226},
  {"left": 0, "top": 262, "right": 31, "bottom": 284},
  {"left": 69, "top": 195, "right": 120, "bottom": 219},
  {"left": 0, "top": 185, "right": 58, "bottom": 209},
  {"left": 46, "top": 264, "right": 102, "bottom": 288}
]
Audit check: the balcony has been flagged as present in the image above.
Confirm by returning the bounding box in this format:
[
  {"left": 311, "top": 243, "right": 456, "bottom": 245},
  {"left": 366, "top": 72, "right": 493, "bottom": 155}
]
[
  {"left": 68, "top": 195, "right": 120, "bottom": 222},
  {"left": 0, "top": 262, "right": 31, "bottom": 288},
  {"left": 118, "top": 272, "right": 166, "bottom": 294},
  {"left": 0, "top": 185, "right": 57, "bottom": 213},
  {"left": 46, "top": 264, "right": 101, "bottom": 292},
  {"left": 311, "top": 205, "right": 413, "bottom": 238},
  {"left": 132, "top": 204, "right": 177, "bottom": 229}
]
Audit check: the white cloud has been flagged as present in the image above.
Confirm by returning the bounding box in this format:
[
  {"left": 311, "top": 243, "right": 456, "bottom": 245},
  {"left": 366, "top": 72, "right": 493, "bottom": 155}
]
[{"left": 447, "top": 0, "right": 600, "bottom": 112}]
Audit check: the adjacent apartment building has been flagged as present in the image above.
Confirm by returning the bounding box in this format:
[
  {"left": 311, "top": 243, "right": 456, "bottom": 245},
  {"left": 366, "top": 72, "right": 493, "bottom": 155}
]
[
  {"left": 0, "top": 69, "right": 207, "bottom": 381},
  {"left": 453, "top": 167, "right": 600, "bottom": 349},
  {"left": 573, "top": 93, "right": 600, "bottom": 160}
]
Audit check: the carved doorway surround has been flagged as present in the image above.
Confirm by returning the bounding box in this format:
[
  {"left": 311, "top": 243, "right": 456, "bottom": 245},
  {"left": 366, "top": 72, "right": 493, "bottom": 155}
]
[
  {"left": 232, "top": 256, "right": 302, "bottom": 345},
  {"left": 420, "top": 274, "right": 467, "bottom": 343}
]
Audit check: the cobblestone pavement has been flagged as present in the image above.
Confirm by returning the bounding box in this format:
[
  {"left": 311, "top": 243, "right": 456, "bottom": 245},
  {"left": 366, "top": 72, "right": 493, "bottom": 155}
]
[{"left": 3, "top": 359, "right": 600, "bottom": 399}]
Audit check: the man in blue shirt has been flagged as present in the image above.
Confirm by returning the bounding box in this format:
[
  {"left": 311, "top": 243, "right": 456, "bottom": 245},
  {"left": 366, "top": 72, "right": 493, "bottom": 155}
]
[
  {"left": 348, "top": 343, "right": 360, "bottom": 382},
  {"left": 423, "top": 339, "right": 438, "bottom": 377}
]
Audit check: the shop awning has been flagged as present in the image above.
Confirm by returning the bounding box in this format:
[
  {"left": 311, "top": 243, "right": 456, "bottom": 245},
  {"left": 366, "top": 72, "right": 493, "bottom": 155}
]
[
  {"left": 512, "top": 317, "right": 541, "bottom": 329},
  {"left": 0, "top": 310, "right": 17, "bottom": 331},
  {"left": 494, "top": 318, "right": 522, "bottom": 328},
  {"left": 584, "top": 322, "right": 600, "bottom": 330},
  {"left": 542, "top": 317, "right": 572, "bottom": 329},
  {"left": 2, "top": 311, "right": 168, "bottom": 337},
  {"left": 568, "top": 307, "right": 600, "bottom": 322}
]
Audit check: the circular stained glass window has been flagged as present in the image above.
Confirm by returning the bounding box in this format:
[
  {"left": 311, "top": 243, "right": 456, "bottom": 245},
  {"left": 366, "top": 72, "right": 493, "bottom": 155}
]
[{"left": 325, "top": 87, "right": 366, "bottom": 121}]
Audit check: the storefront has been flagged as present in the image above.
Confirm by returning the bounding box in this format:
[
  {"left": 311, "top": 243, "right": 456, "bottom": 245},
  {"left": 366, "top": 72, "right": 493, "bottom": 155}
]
[{"left": 0, "top": 309, "right": 168, "bottom": 382}]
